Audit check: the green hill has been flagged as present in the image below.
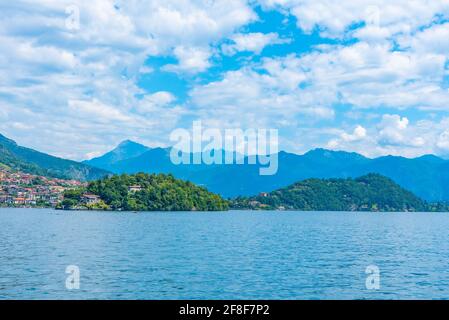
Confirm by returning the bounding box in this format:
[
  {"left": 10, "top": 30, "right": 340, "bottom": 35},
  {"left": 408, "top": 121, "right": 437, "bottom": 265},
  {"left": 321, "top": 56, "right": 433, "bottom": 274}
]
[
  {"left": 231, "top": 174, "right": 430, "bottom": 212},
  {"left": 0, "top": 143, "right": 47, "bottom": 175},
  {"left": 0, "top": 133, "right": 109, "bottom": 181},
  {"left": 60, "top": 173, "right": 229, "bottom": 211}
]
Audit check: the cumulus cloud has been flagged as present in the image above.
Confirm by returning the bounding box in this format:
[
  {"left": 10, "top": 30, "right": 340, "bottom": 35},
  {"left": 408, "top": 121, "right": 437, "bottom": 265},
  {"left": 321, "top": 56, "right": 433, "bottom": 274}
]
[
  {"left": 437, "top": 131, "right": 449, "bottom": 152},
  {"left": 399, "top": 22, "right": 449, "bottom": 55},
  {"left": 259, "top": 0, "right": 449, "bottom": 39},
  {"left": 68, "top": 99, "right": 134, "bottom": 123},
  {"left": 341, "top": 125, "right": 367, "bottom": 142},
  {"left": 302, "top": 42, "right": 448, "bottom": 110},
  {"left": 136, "top": 91, "right": 176, "bottom": 114},
  {"left": 163, "top": 46, "right": 212, "bottom": 74},
  {"left": 222, "top": 32, "right": 290, "bottom": 55},
  {"left": 327, "top": 115, "right": 435, "bottom": 158},
  {"left": 189, "top": 56, "right": 335, "bottom": 130},
  {"left": 377, "top": 114, "right": 410, "bottom": 146},
  {"left": 1, "top": 0, "right": 449, "bottom": 159},
  {"left": 190, "top": 34, "right": 449, "bottom": 138},
  {"left": 327, "top": 125, "right": 367, "bottom": 149},
  {"left": 0, "top": 0, "right": 256, "bottom": 158}
]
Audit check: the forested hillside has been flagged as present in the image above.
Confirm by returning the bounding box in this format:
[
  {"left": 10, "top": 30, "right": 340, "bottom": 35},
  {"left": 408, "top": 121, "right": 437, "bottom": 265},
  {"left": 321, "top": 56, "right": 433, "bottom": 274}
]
[{"left": 231, "top": 174, "right": 431, "bottom": 212}]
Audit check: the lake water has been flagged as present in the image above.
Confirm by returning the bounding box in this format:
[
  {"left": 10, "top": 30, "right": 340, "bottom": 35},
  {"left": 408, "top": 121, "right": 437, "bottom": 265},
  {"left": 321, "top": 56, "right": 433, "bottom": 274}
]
[{"left": 0, "top": 208, "right": 448, "bottom": 300}]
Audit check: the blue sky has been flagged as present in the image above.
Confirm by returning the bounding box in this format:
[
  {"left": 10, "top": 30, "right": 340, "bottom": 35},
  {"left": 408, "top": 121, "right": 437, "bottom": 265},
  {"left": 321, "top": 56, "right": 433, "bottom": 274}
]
[{"left": 1, "top": 1, "right": 449, "bottom": 160}]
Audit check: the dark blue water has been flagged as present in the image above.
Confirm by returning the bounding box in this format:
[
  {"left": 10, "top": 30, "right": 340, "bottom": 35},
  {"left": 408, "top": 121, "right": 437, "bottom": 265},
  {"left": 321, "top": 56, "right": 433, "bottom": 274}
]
[{"left": 0, "top": 208, "right": 448, "bottom": 299}]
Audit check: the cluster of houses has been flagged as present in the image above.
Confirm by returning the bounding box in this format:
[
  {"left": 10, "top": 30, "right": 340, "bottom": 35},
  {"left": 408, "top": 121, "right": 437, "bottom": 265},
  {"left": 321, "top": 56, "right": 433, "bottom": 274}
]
[
  {"left": 0, "top": 169, "right": 85, "bottom": 207},
  {"left": 79, "top": 185, "right": 143, "bottom": 206}
]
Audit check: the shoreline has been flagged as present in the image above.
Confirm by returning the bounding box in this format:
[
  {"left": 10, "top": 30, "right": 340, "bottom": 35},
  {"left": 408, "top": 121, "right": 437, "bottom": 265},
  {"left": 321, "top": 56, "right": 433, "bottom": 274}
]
[{"left": 1, "top": 206, "right": 447, "bottom": 213}]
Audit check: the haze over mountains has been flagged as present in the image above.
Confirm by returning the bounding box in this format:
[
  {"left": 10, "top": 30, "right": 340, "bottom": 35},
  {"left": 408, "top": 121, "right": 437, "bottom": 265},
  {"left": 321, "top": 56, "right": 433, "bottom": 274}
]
[{"left": 84, "top": 140, "right": 449, "bottom": 201}]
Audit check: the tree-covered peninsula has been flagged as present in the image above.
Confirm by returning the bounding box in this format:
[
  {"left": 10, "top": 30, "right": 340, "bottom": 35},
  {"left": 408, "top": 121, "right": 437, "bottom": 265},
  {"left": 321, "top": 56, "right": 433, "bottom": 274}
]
[
  {"left": 59, "top": 173, "right": 229, "bottom": 211},
  {"left": 231, "top": 174, "right": 433, "bottom": 212}
]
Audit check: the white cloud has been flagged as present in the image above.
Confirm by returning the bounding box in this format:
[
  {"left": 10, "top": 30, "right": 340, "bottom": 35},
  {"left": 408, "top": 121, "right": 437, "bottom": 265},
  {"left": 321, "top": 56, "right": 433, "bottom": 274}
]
[
  {"left": 352, "top": 26, "right": 392, "bottom": 43},
  {"left": 1, "top": 0, "right": 449, "bottom": 160},
  {"left": 326, "top": 114, "right": 437, "bottom": 157},
  {"left": 127, "top": 0, "right": 256, "bottom": 51},
  {"left": 68, "top": 99, "right": 134, "bottom": 123},
  {"left": 222, "top": 32, "right": 289, "bottom": 55},
  {"left": 327, "top": 125, "right": 367, "bottom": 150},
  {"left": 378, "top": 114, "right": 410, "bottom": 146},
  {"left": 163, "top": 46, "right": 212, "bottom": 74},
  {"left": 189, "top": 36, "right": 449, "bottom": 138},
  {"left": 297, "top": 42, "right": 449, "bottom": 110},
  {"left": 189, "top": 56, "right": 335, "bottom": 130},
  {"left": 437, "top": 130, "right": 449, "bottom": 151},
  {"left": 259, "top": 0, "right": 449, "bottom": 39},
  {"left": 341, "top": 125, "right": 367, "bottom": 142},
  {"left": 0, "top": 0, "right": 256, "bottom": 158},
  {"left": 400, "top": 22, "right": 449, "bottom": 55},
  {"left": 139, "top": 65, "right": 154, "bottom": 74},
  {"left": 136, "top": 91, "right": 176, "bottom": 113}
]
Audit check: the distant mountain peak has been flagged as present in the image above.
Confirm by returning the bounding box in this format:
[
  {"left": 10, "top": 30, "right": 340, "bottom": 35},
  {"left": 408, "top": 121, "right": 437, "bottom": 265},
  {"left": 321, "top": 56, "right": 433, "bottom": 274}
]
[
  {"left": 416, "top": 154, "right": 444, "bottom": 163},
  {"left": 304, "top": 148, "right": 367, "bottom": 160},
  {"left": 117, "top": 139, "right": 145, "bottom": 148},
  {"left": 83, "top": 141, "right": 449, "bottom": 202},
  {"left": 112, "top": 140, "right": 150, "bottom": 155},
  {"left": 304, "top": 148, "right": 338, "bottom": 156},
  {"left": 84, "top": 139, "right": 151, "bottom": 169}
]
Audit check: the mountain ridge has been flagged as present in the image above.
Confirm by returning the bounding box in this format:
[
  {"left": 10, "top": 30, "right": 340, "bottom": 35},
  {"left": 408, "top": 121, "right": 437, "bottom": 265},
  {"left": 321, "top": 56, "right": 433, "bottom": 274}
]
[
  {"left": 83, "top": 140, "right": 150, "bottom": 171},
  {"left": 83, "top": 140, "right": 449, "bottom": 201},
  {"left": 0, "top": 133, "right": 110, "bottom": 181},
  {"left": 3, "top": 134, "right": 449, "bottom": 202}
]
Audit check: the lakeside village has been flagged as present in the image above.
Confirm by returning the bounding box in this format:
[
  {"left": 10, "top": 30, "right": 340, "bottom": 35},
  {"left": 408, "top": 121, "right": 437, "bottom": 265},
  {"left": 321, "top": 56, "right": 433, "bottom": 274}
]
[
  {"left": 0, "top": 169, "right": 85, "bottom": 208},
  {"left": 0, "top": 168, "right": 148, "bottom": 209}
]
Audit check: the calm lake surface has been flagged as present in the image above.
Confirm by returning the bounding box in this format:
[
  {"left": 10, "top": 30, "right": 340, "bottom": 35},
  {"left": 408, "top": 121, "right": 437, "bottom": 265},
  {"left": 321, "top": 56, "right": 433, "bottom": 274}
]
[{"left": 0, "top": 208, "right": 448, "bottom": 299}]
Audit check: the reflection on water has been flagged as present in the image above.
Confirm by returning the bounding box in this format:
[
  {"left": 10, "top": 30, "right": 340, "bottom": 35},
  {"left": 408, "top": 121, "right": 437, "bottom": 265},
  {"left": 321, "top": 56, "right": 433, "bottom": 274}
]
[{"left": 0, "top": 208, "right": 448, "bottom": 299}]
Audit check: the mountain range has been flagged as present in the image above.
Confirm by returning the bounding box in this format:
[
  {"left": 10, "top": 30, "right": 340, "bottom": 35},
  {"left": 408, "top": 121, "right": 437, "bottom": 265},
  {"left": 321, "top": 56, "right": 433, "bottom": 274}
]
[
  {"left": 0, "top": 134, "right": 109, "bottom": 181},
  {"left": 84, "top": 140, "right": 449, "bottom": 201},
  {"left": 2, "top": 132, "right": 449, "bottom": 202}
]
